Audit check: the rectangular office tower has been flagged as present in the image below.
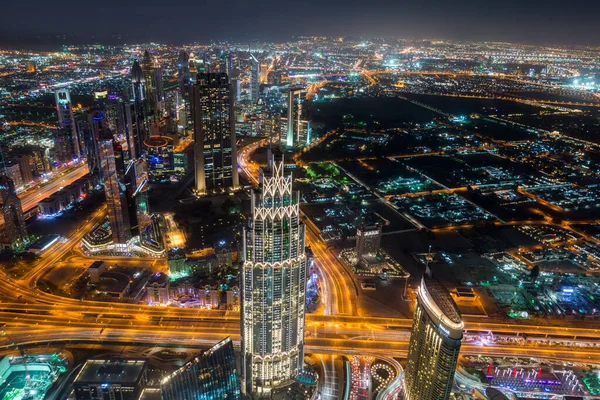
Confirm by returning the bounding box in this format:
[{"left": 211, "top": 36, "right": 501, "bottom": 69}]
[
  {"left": 404, "top": 268, "right": 464, "bottom": 400},
  {"left": 356, "top": 223, "right": 382, "bottom": 260},
  {"left": 161, "top": 337, "right": 241, "bottom": 400},
  {"left": 192, "top": 73, "right": 239, "bottom": 194},
  {"left": 241, "top": 148, "right": 306, "bottom": 398},
  {"left": 73, "top": 359, "right": 147, "bottom": 400},
  {"left": 284, "top": 87, "right": 310, "bottom": 148}
]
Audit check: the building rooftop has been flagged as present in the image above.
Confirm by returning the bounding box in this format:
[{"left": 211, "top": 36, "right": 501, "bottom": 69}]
[
  {"left": 27, "top": 234, "right": 60, "bottom": 252},
  {"left": 74, "top": 359, "right": 146, "bottom": 385},
  {"left": 138, "top": 388, "right": 161, "bottom": 400},
  {"left": 423, "top": 274, "right": 462, "bottom": 325}
]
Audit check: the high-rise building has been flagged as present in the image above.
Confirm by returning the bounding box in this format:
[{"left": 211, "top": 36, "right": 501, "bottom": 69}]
[
  {"left": 73, "top": 359, "right": 147, "bottom": 400},
  {"left": 0, "top": 175, "right": 27, "bottom": 248},
  {"left": 231, "top": 73, "right": 241, "bottom": 106},
  {"left": 192, "top": 73, "right": 239, "bottom": 194},
  {"left": 99, "top": 139, "right": 131, "bottom": 245},
  {"left": 284, "top": 88, "right": 310, "bottom": 148},
  {"left": 4, "top": 163, "right": 23, "bottom": 190},
  {"left": 131, "top": 59, "right": 145, "bottom": 106},
  {"left": 83, "top": 111, "right": 106, "bottom": 177},
  {"left": 129, "top": 59, "right": 153, "bottom": 158},
  {"left": 404, "top": 267, "right": 464, "bottom": 400},
  {"left": 249, "top": 55, "right": 260, "bottom": 103},
  {"left": 55, "top": 89, "right": 82, "bottom": 160},
  {"left": 241, "top": 148, "right": 307, "bottom": 398},
  {"left": 141, "top": 50, "right": 158, "bottom": 117},
  {"left": 161, "top": 337, "right": 241, "bottom": 400},
  {"left": 355, "top": 222, "right": 382, "bottom": 260},
  {"left": 123, "top": 101, "right": 144, "bottom": 159},
  {"left": 176, "top": 50, "right": 191, "bottom": 94},
  {"left": 260, "top": 62, "right": 269, "bottom": 84},
  {"left": 154, "top": 66, "right": 164, "bottom": 106},
  {"left": 96, "top": 112, "right": 134, "bottom": 246}
]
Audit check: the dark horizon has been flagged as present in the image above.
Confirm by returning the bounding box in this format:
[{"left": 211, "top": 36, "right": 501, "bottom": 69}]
[{"left": 3, "top": 0, "right": 600, "bottom": 50}]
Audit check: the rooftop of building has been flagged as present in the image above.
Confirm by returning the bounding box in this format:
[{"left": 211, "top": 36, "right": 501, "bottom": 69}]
[
  {"left": 423, "top": 273, "right": 462, "bottom": 325},
  {"left": 138, "top": 388, "right": 162, "bottom": 400},
  {"left": 74, "top": 359, "right": 146, "bottom": 385},
  {"left": 27, "top": 234, "right": 60, "bottom": 252},
  {"left": 89, "top": 260, "right": 105, "bottom": 270},
  {"left": 148, "top": 272, "right": 169, "bottom": 286},
  {"left": 94, "top": 271, "right": 130, "bottom": 294}
]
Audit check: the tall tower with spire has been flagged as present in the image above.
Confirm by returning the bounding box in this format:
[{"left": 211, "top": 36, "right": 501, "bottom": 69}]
[
  {"left": 141, "top": 50, "right": 158, "bottom": 117},
  {"left": 131, "top": 59, "right": 145, "bottom": 104},
  {"left": 241, "top": 148, "right": 307, "bottom": 398},
  {"left": 249, "top": 54, "right": 260, "bottom": 103}
]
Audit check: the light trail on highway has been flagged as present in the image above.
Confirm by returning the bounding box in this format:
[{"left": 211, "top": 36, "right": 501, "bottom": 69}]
[
  {"left": 4, "top": 327, "right": 600, "bottom": 366},
  {"left": 19, "top": 163, "right": 90, "bottom": 212}
]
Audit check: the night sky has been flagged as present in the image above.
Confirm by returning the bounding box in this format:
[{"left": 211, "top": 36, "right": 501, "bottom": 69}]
[{"left": 2, "top": 0, "right": 599, "bottom": 48}]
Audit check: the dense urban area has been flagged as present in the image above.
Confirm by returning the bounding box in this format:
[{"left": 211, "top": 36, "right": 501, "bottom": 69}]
[{"left": 1, "top": 37, "right": 600, "bottom": 400}]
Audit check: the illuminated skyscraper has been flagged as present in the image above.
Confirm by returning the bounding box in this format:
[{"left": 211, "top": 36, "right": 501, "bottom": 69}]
[
  {"left": 249, "top": 54, "right": 260, "bottom": 103},
  {"left": 192, "top": 72, "right": 239, "bottom": 194},
  {"left": 241, "top": 148, "right": 306, "bottom": 398},
  {"left": 83, "top": 110, "right": 106, "bottom": 177},
  {"left": 0, "top": 175, "right": 27, "bottom": 248},
  {"left": 94, "top": 111, "right": 139, "bottom": 246},
  {"left": 123, "top": 101, "right": 144, "bottom": 159},
  {"left": 129, "top": 59, "right": 152, "bottom": 157},
  {"left": 141, "top": 50, "right": 158, "bottom": 117},
  {"left": 260, "top": 62, "right": 269, "bottom": 84},
  {"left": 131, "top": 59, "right": 145, "bottom": 105},
  {"left": 161, "top": 337, "right": 241, "bottom": 400},
  {"left": 284, "top": 87, "right": 310, "bottom": 148},
  {"left": 404, "top": 267, "right": 464, "bottom": 400},
  {"left": 99, "top": 137, "right": 131, "bottom": 245},
  {"left": 55, "top": 89, "right": 82, "bottom": 160}
]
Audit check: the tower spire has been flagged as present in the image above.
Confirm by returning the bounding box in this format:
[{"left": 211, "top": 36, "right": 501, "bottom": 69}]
[{"left": 425, "top": 245, "right": 432, "bottom": 278}]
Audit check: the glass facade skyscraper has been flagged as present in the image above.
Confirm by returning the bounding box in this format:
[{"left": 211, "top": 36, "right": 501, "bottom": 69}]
[
  {"left": 161, "top": 337, "right": 241, "bottom": 400},
  {"left": 241, "top": 148, "right": 307, "bottom": 398},
  {"left": 404, "top": 267, "right": 464, "bottom": 400},
  {"left": 249, "top": 55, "right": 259, "bottom": 104},
  {"left": 192, "top": 72, "right": 239, "bottom": 194},
  {"left": 0, "top": 175, "right": 27, "bottom": 248}
]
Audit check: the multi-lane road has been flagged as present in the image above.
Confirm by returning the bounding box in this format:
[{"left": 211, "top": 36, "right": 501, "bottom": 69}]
[
  {"left": 2, "top": 140, "right": 600, "bottom": 347},
  {"left": 4, "top": 323, "right": 600, "bottom": 366},
  {"left": 19, "top": 163, "right": 90, "bottom": 212}
]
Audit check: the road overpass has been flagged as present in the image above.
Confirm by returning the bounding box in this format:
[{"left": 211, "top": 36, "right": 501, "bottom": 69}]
[
  {"left": 3, "top": 327, "right": 600, "bottom": 365},
  {"left": 19, "top": 163, "right": 90, "bottom": 213}
]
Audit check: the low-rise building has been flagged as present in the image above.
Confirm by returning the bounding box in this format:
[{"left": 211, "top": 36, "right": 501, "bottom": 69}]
[{"left": 73, "top": 359, "right": 147, "bottom": 400}]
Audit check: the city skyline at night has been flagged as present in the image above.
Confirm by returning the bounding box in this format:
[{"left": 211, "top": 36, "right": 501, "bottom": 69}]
[{"left": 1, "top": 28, "right": 600, "bottom": 400}]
